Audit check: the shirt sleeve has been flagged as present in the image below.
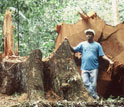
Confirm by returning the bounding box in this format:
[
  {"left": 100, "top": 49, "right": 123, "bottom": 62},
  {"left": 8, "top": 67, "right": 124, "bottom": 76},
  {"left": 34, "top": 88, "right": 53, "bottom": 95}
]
[
  {"left": 98, "top": 43, "right": 104, "bottom": 56},
  {"left": 73, "top": 43, "right": 83, "bottom": 53}
]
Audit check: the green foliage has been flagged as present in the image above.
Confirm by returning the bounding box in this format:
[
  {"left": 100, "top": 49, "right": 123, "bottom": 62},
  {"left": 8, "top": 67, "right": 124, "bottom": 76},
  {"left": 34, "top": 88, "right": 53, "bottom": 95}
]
[
  {"left": 118, "top": 0, "right": 124, "bottom": 22},
  {"left": 0, "top": 0, "right": 123, "bottom": 57}
]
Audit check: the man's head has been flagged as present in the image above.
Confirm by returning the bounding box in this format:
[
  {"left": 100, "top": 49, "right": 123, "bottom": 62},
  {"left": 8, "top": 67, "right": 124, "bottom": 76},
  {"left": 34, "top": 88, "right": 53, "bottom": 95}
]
[
  {"left": 84, "top": 29, "right": 95, "bottom": 36},
  {"left": 84, "top": 29, "right": 95, "bottom": 42}
]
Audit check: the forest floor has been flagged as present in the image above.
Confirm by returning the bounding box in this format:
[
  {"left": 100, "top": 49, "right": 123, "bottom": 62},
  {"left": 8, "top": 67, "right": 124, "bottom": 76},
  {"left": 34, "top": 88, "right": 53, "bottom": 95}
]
[
  {"left": 0, "top": 93, "right": 28, "bottom": 107},
  {"left": 0, "top": 93, "right": 124, "bottom": 107}
]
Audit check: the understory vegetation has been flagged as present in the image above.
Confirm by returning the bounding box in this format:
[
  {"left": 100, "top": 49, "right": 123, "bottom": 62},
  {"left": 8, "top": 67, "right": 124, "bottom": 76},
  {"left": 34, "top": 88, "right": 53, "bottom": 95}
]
[{"left": 0, "top": 0, "right": 123, "bottom": 57}]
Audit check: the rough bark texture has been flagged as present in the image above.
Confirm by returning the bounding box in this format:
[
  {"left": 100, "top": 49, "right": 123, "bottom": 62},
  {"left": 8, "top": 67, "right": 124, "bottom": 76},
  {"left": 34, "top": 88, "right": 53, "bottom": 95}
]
[
  {"left": 0, "top": 42, "right": 124, "bottom": 106},
  {"left": 27, "top": 49, "right": 44, "bottom": 101},
  {"left": 44, "top": 40, "right": 94, "bottom": 102},
  {"left": 0, "top": 50, "right": 44, "bottom": 100},
  {"left": 0, "top": 43, "right": 94, "bottom": 103},
  {"left": 0, "top": 62, "right": 26, "bottom": 95}
]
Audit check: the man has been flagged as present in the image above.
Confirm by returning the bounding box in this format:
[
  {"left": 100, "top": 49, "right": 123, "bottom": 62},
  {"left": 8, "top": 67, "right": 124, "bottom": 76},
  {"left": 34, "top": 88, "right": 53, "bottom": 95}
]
[{"left": 72, "top": 29, "right": 114, "bottom": 99}]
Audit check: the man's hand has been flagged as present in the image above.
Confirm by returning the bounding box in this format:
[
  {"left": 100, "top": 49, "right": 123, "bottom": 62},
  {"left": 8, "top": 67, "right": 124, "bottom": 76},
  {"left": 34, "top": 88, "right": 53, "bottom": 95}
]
[
  {"left": 64, "top": 37, "right": 68, "bottom": 40},
  {"left": 109, "top": 60, "right": 114, "bottom": 65},
  {"left": 107, "top": 61, "right": 114, "bottom": 73},
  {"left": 102, "top": 55, "right": 114, "bottom": 65},
  {"left": 102, "top": 55, "right": 114, "bottom": 73}
]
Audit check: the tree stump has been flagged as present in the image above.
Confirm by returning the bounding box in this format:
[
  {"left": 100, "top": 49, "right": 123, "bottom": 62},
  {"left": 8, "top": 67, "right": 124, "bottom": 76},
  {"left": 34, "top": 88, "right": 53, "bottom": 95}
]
[
  {"left": 0, "top": 42, "right": 94, "bottom": 103},
  {"left": 44, "top": 40, "right": 94, "bottom": 102},
  {"left": 0, "top": 62, "right": 26, "bottom": 95},
  {"left": 0, "top": 50, "right": 44, "bottom": 101},
  {"left": 26, "top": 49, "right": 44, "bottom": 101}
]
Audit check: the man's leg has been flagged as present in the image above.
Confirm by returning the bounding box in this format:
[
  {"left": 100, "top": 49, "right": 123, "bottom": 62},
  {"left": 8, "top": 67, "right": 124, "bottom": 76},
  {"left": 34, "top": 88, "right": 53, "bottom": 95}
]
[
  {"left": 81, "top": 71, "right": 91, "bottom": 92},
  {"left": 89, "top": 69, "right": 99, "bottom": 99}
]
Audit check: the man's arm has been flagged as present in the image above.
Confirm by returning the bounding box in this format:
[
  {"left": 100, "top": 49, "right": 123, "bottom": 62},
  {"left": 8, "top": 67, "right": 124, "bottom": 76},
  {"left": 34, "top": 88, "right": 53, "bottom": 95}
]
[
  {"left": 64, "top": 37, "right": 82, "bottom": 53},
  {"left": 102, "top": 55, "right": 114, "bottom": 65},
  {"left": 97, "top": 43, "right": 114, "bottom": 65}
]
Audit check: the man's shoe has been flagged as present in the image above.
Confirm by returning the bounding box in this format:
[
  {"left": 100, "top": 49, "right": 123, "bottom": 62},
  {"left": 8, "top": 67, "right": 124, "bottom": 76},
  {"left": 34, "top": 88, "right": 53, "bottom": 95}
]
[{"left": 93, "top": 95, "right": 100, "bottom": 100}]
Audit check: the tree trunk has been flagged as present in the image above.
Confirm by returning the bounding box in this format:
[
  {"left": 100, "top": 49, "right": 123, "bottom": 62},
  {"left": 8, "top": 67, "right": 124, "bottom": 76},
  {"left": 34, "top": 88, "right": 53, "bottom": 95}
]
[
  {"left": 44, "top": 40, "right": 94, "bottom": 102},
  {"left": 112, "top": 0, "right": 120, "bottom": 26},
  {"left": 0, "top": 41, "right": 94, "bottom": 103},
  {"left": 27, "top": 49, "right": 44, "bottom": 101},
  {"left": 3, "top": 10, "right": 14, "bottom": 56},
  {"left": 0, "top": 61, "right": 26, "bottom": 95},
  {"left": 0, "top": 50, "right": 45, "bottom": 101}
]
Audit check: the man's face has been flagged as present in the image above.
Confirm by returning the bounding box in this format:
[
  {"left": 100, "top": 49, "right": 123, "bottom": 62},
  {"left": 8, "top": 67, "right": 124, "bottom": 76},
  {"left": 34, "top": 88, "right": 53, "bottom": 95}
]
[{"left": 86, "top": 32, "right": 94, "bottom": 40}]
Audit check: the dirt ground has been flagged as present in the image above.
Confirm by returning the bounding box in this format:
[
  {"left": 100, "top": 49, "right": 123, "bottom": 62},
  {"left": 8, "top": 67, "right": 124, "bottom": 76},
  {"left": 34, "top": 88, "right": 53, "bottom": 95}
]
[
  {"left": 0, "top": 94, "right": 124, "bottom": 107},
  {"left": 0, "top": 93, "right": 28, "bottom": 107}
]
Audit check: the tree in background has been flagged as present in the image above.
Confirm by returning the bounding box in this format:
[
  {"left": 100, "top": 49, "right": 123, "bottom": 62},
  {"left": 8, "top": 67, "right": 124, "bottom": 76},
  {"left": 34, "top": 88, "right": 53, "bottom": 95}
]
[
  {"left": 112, "top": 0, "right": 120, "bottom": 26},
  {"left": 0, "top": 0, "right": 123, "bottom": 57}
]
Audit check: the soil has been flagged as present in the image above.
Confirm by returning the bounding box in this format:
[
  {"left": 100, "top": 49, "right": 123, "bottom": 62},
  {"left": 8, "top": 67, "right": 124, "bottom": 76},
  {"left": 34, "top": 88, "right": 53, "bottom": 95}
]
[
  {"left": 0, "top": 93, "right": 124, "bottom": 107},
  {"left": 0, "top": 93, "right": 28, "bottom": 107}
]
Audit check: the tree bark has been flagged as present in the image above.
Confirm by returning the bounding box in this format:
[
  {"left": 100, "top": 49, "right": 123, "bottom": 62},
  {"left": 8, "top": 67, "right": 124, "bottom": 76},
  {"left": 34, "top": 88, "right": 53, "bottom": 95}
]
[
  {"left": 27, "top": 49, "right": 44, "bottom": 101},
  {"left": 0, "top": 62, "right": 26, "bottom": 95},
  {"left": 0, "top": 49, "right": 45, "bottom": 101},
  {"left": 0, "top": 41, "right": 94, "bottom": 102},
  {"left": 45, "top": 40, "right": 94, "bottom": 102}
]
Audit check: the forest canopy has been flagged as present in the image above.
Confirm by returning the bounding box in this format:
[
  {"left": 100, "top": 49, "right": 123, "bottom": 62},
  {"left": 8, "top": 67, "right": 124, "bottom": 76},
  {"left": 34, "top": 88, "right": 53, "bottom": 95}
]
[{"left": 0, "top": 0, "right": 123, "bottom": 57}]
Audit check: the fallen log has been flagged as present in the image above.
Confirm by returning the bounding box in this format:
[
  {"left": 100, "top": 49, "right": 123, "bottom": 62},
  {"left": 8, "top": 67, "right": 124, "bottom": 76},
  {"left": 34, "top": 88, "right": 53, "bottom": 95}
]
[{"left": 55, "top": 10, "right": 124, "bottom": 98}]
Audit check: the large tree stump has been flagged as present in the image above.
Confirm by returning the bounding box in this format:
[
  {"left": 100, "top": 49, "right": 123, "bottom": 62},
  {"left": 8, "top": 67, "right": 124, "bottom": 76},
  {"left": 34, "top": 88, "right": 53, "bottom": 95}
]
[
  {"left": 26, "top": 49, "right": 44, "bottom": 101},
  {"left": 0, "top": 42, "right": 94, "bottom": 103},
  {"left": 0, "top": 50, "right": 44, "bottom": 101},
  {"left": 44, "top": 40, "right": 94, "bottom": 102},
  {"left": 0, "top": 61, "right": 26, "bottom": 95}
]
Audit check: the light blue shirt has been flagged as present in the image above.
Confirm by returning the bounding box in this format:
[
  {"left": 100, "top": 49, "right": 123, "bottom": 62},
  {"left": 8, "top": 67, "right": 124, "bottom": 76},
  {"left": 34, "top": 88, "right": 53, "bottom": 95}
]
[{"left": 74, "top": 41, "right": 104, "bottom": 70}]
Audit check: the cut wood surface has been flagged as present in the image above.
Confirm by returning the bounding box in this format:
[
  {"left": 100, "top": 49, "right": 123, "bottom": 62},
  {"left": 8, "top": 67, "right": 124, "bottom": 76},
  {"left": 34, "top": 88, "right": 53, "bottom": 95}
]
[
  {"left": 3, "top": 10, "right": 18, "bottom": 57},
  {"left": 55, "top": 10, "right": 124, "bottom": 98},
  {"left": 3, "top": 10, "right": 14, "bottom": 56}
]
